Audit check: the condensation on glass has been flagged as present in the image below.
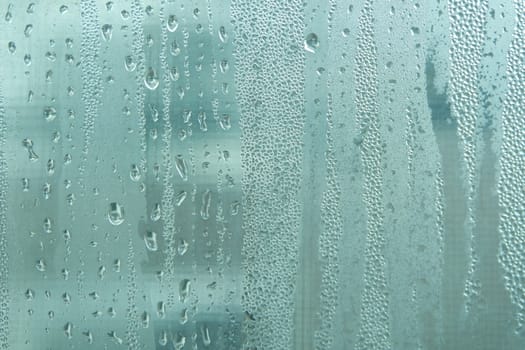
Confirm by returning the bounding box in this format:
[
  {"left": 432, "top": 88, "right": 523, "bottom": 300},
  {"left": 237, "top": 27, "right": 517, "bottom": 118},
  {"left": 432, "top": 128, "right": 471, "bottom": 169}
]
[{"left": 0, "top": 1, "right": 524, "bottom": 349}]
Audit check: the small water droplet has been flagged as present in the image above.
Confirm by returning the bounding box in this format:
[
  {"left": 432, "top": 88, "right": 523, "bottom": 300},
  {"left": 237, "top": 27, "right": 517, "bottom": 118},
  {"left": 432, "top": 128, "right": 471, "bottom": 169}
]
[
  {"left": 219, "top": 114, "right": 231, "bottom": 130},
  {"left": 177, "top": 239, "right": 189, "bottom": 256},
  {"left": 170, "top": 40, "right": 181, "bottom": 56},
  {"left": 59, "top": 5, "right": 68, "bottom": 14},
  {"left": 7, "top": 41, "right": 15, "bottom": 54},
  {"left": 159, "top": 330, "right": 168, "bottom": 346},
  {"left": 130, "top": 164, "right": 141, "bottom": 181},
  {"left": 141, "top": 311, "right": 150, "bottom": 328},
  {"left": 36, "top": 258, "right": 46, "bottom": 272},
  {"left": 24, "top": 54, "right": 32, "bottom": 66},
  {"left": 24, "top": 24, "right": 33, "bottom": 38}
]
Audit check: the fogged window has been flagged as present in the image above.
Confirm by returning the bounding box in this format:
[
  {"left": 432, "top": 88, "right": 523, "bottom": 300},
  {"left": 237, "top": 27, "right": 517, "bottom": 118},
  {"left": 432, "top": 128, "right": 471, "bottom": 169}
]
[{"left": 0, "top": 1, "right": 524, "bottom": 349}]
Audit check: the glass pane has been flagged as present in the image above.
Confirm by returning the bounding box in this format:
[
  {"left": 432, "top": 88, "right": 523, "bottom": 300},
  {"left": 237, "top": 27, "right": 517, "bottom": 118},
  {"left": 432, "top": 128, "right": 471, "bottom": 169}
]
[{"left": 0, "top": 1, "right": 524, "bottom": 349}]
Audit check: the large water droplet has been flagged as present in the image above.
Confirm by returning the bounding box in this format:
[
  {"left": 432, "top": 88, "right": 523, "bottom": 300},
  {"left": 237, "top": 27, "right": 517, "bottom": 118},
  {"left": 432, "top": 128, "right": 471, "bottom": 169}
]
[
  {"left": 167, "top": 15, "right": 179, "bottom": 32},
  {"left": 175, "top": 190, "right": 187, "bottom": 206},
  {"left": 175, "top": 155, "right": 188, "bottom": 181},
  {"left": 144, "top": 67, "right": 159, "bottom": 90},
  {"left": 179, "top": 279, "right": 191, "bottom": 302},
  {"left": 101, "top": 24, "right": 113, "bottom": 41},
  {"left": 304, "top": 33, "right": 319, "bottom": 53},
  {"left": 107, "top": 202, "right": 125, "bottom": 225},
  {"left": 144, "top": 231, "right": 158, "bottom": 251}
]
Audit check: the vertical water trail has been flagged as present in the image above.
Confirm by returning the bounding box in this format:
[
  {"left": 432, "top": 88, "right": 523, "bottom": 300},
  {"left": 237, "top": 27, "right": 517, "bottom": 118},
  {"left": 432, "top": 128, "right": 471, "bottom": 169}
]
[
  {"left": 79, "top": 0, "right": 102, "bottom": 191},
  {"left": 447, "top": 0, "right": 489, "bottom": 314},
  {"left": 232, "top": 0, "right": 305, "bottom": 347},
  {"left": 354, "top": 2, "right": 391, "bottom": 349},
  {"left": 498, "top": 0, "right": 525, "bottom": 335},
  {"left": 0, "top": 83, "right": 9, "bottom": 350}
]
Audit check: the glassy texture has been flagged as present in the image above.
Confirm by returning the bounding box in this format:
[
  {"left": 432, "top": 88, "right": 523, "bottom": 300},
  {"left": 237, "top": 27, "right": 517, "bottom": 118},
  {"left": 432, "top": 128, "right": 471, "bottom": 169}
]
[{"left": 0, "top": 1, "right": 524, "bottom": 349}]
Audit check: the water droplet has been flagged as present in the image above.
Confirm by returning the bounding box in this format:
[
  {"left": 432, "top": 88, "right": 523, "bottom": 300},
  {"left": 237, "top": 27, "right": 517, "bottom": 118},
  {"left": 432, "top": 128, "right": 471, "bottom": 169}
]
[
  {"left": 175, "top": 155, "right": 188, "bottom": 181},
  {"left": 169, "top": 67, "right": 180, "bottom": 81},
  {"left": 219, "top": 114, "right": 231, "bottom": 130},
  {"left": 141, "top": 311, "right": 150, "bottom": 328},
  {"left": 218, "top": 26, "right": 228, "bottom": 43},
  {"left": 108, "top": 306, "right": 116, "bottom": 317},
  {"left": 24, "top": 24, "right": 33, "bottom": 38},
  {"left": 167, "top": 15, "right": 179, "bottom": 32},
  {"left": 179, "top": 279, "right": 191, "bottom": 302},
  {"left": 65, "top": 37, "right": 73, "bottom": 48},
  {"left": 342, "top": 28, "right": 350, "bottom": 37},
  {"left": 144, "top": 67, "right": 159, "bottom": 90},
  {"left": 200, "top": 190, "right": 211, "bottom": 220},
  {"left": 22, "top": 138, "right": 39, "bottom": 161},
  {"left": 24, "top": 54, "right": 31, "bottom": 66},
  {"left": 198, "top": 111, "right": 207, "bottom": 131},
  {"left": 36, "top": 258, "right": 46, "bottom": 272},
  {"left": 157, "top": 301, "right": 165, "bottom": 318},
  {"left": 98, "top": 265, "right": 106, "bottom": 280},
  {"left": 25, "top": 288, "right": 35, "bottom": 300},
  {"left": 47, "top": 159, "right": 55, "bottom": 175},
  {"left": 180, "top": 308, "right": 188, "bottom": 324},
  {"left": 175, "top": 191, "right": 187, "bottom": 206},
  {"left": 220, "top": 59, "right": 229, "bottom": 73},
  {"left": 159, "top": 330, "right": 168, "bottom": 346},
  {"left": 304, "top": 33, "right": 319, "bottom": 53},
  {"left": 22, "top": 178, "right": 29, "bottom": 192},
  {"left": 145, "top": 5, "right": 153, "bottom": 16},
  {"left": 170, "top": 40, "right": 181, "bottom": 56},
  {"left": 177, "top": 239, "right": 189, "bottom": 256},
  {"left": 411, "top": 26, "right": 420, "bottom": 35},
  {"left": 64, "top": 322, "right": 72, "bottom": 339},
  {"left": 83, "top": 330, "right": 93, "bottom": 344},
  {"left": 59, "top": 5, "right": 68, "bottom": 14},
  {"left": 101, "top": 24, "right": 113, "bottom": 41},
  {"left": 124, "top": 55, "right": 136, "bottom": 72},
  {"left": 4, "top": 4, "right": 12, "bottom": 23},
  {"left": 150, "top": 203, "right": 161, "bottom": 222},
  {"left": 43, "top": 106, "right": 57, "bottom": 121},
  {"left": 201, "top": 325, "right": 211, "bottom": 346},
  {"left": 174, "top": 334, "right": 186, "bottom": 350},
  {"left": 62, "top": 292, "right": 71, "bottom": 304},
  {"left": 43, "top": 217, "right": 52, "bottom": 233},
  {"left": 120, "top": 9, "right": 129, "bottom": 19},
  {"left": 130, "top": 164, "right": 141, "bottom": 181},
  {"left": 107, "top": 202, "right": 125, "bottom": 225},
  {"left": 7, "top": 41, "right": 15, "bottom": 54},
  {"left": 108, "top": 330, "right": 123, "bottom": 344},
  {"left": 144, "top": 231, "right": 158, "bottom": 251}
]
